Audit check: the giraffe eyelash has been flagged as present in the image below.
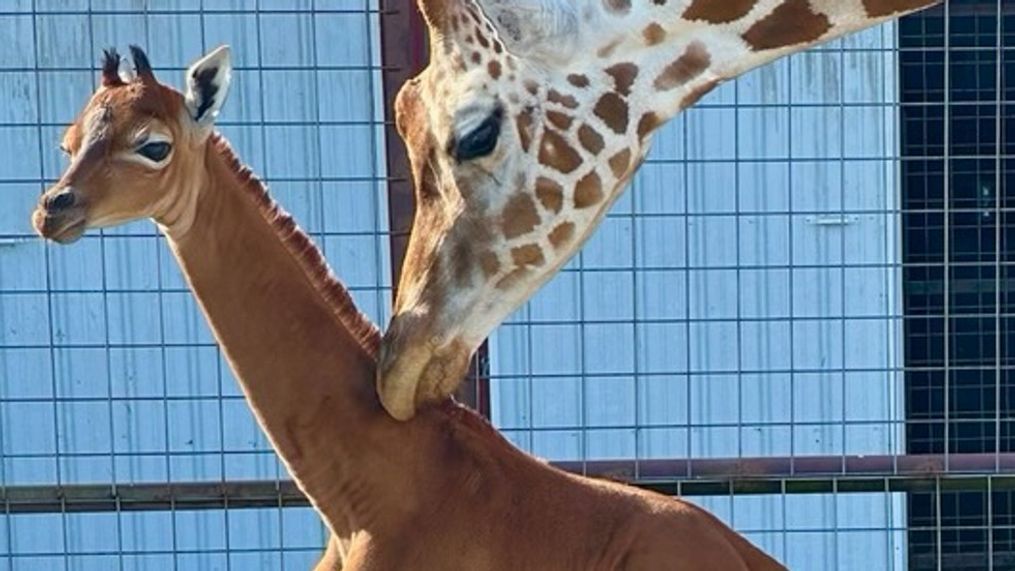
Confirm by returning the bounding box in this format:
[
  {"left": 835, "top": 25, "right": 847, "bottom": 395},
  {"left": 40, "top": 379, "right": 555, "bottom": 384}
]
[{"left": 451, "top": 105, "right": 504, "bottom": 162}]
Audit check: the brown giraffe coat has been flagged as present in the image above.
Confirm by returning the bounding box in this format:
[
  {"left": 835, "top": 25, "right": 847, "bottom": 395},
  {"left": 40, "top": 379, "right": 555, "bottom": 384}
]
[{"left": 33, "top": 45, "right": 786, "bottom": 570}]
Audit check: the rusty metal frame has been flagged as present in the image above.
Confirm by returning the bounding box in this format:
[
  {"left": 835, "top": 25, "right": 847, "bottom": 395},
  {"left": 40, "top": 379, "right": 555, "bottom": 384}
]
[{"left": 3, "top": 453, "right": 1014, "bottom": 514}]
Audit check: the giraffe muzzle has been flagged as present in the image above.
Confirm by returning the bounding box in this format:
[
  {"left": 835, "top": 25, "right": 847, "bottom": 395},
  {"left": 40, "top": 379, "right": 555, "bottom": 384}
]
[
  {"left": 377, "top": 324, "right": 471, "bottom": 421},
  {"left": 33, "top": 188, "right": 88, "bottom": 244}
]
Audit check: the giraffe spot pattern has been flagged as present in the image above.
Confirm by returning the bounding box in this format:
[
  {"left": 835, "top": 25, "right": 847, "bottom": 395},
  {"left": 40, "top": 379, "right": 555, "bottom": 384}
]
[
  {"left": 638, "top": 112, "right": 662, "bottom": 140},
  {"left": 539, "top": 129, "right": 583, "bottom": 174},
  {"left": 606, "top": 63, "right": 639, "bottom": 97},
  {"left": 568, "top": 74, "right": 591, "bottom": 88},
  {"left": 548, "top": 89, "right": 580, "bottom": 109},
  {"left": 574, "top": 171, "right": 604, "bottom": 209},
  {"left": 654, "top": 41, "right": 711, "bottom": 92},
  {"left": 536, "top": 177, "right": 564, "bottom": 214},
  {"left": 488, "top": 60, "right": 502, "bottom": 80},
  {"left": 547, "top": 110, "right": 574, "bottom": 131},
  {"left": 742, "top": 0, "right": 832, "bottom": 51},
  {"left": 496, "top": 268, "right": 528, "bottom": 291},
  {"left": 511, "top": 244, "right": 545, "bottom": 268},
  {"left": 578, "top": 124, "right": 605, "bottom": 155},
  {"left": 480, "top": 251, "right": 500, "bottom": 277},
  {"left": 594, "top": 92, "right": 629, "bottom": 134},
  {"left": 682, "top": 79, "right": 720, "bottom": 109},
  {"left": 609, "top": 149, "right": 632, "bottom": 179},
  {"left": 681, "top": 0, "right": 755, "bottom": 23},
  {"left": 501, "top": 193, "right": 541, "bottom": 239},
  {"left": 549, "top": 222, "right": 576, "bottom": 250},
  {"left": 643, "top": 23, "right": 666, "bottom": 46},
  {"left": 516, "top": 108, "right": 535, "bottom": 152}
]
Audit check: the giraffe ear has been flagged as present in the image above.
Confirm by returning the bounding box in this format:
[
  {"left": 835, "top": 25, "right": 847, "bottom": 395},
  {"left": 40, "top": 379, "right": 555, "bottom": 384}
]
[
  {"left": 479, "top": 0, "right": 578, "bottom": 63},
  {"left": 184, "top": 45, "right": 232, "bottom": 128}
]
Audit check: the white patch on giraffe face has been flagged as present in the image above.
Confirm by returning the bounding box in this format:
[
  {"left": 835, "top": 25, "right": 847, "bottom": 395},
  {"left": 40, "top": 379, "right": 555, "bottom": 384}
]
[
  {"left": 118, "top": 128, "right": 174, "bottom": 170},
  {"left": 450, "top": 99, "right": 503, "bottom": 161},
  {"left": 439, "top": 65, "right": 514, "bottom": 169},
  {"left": 477, "top": 0, "right": 579, "bottom": 63},
  {"left": 453, "top": 99, "right": 499, "bottom": 140}
]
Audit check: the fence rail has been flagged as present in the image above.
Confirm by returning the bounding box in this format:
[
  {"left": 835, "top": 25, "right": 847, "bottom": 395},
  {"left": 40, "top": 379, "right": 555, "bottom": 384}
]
[{"left": 3, "top": 454, "right": 1014, "bottom": 514}]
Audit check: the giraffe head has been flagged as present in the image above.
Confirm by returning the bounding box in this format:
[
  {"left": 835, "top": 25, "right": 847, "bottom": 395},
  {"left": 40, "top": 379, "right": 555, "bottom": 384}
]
[
  {"left": 32, "top": 45, "right": 232, "bottom": 243},
  {"left": 378, "top": 0, "right": 677, "bottom": 420},
  {"left": 378, "top": 0, "right": 945, "bottom": 420}
]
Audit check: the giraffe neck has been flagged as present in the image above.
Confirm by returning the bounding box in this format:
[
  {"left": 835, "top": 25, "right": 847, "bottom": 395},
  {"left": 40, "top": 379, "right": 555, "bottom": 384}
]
[
  {"left": 160, "top": 138, "right": 393, "bottom": 539},
  {"left": 587, "top": 0, "right": 943, "bottom": 120},
  {"left": 488, "top": 0, "right": 948, "bottom": 246}
]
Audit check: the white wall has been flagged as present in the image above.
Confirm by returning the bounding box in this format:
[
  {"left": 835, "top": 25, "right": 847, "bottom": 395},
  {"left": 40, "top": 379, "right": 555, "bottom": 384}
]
[{"left": 489, "top": 23, "right": 909, "bottom": 571}]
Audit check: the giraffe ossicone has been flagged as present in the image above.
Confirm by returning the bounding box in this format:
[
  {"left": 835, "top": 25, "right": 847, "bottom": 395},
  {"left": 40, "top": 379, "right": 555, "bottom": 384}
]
[{"left": 379, "top": 0, "right": 944, "bottom": 421}]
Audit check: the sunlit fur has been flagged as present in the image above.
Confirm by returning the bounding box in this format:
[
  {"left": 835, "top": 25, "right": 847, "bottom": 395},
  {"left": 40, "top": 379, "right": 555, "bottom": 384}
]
[{"left": 32, "top": 46, "right": 786, "bottom": 569}]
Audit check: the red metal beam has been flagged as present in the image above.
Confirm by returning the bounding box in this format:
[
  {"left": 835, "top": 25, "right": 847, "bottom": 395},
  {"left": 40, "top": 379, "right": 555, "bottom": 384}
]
[
  {"left": 554, "top": 453, "right": 1015, "bottom": 482},
  {"left": 4, "top": 454, "right": 1014, "bottom": 514}
]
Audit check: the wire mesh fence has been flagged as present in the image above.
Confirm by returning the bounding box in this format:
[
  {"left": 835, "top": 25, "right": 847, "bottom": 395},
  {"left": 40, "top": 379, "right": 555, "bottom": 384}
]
[
  {"left": 1, "top": 1, "right": 388, "bottom": 569},
  {"left": 0, "top": 1, "right": 1010, "bottom": 570}
]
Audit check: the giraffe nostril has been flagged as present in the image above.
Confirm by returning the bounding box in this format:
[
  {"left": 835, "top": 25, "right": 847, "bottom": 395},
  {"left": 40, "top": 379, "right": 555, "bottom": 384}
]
[{"left": 46, "top": 190, "right": 76, "bottom": 211}]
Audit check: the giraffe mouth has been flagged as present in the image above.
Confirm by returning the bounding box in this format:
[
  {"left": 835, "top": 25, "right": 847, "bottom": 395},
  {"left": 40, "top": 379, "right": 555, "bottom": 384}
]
[
  {"left": 32, "top": 208, "right": 88, "bottom": 245},
  {"left": 377, "top": 326, "right": 472, "bottom": 421}
]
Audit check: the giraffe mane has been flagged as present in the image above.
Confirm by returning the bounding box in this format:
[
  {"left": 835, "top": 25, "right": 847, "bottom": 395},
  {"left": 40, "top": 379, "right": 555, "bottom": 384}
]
[
  {"left": 211, "top": 134, "right": 513, "bottom": 441},
  {"left": 209, "top": 133, "right": 382, "bottom": 358},
  {"left": 208, "top": 135, "right": 510, "bottom": 439},
  {"left": 436, "top": 397, "right": 522, "bottom": 456}
]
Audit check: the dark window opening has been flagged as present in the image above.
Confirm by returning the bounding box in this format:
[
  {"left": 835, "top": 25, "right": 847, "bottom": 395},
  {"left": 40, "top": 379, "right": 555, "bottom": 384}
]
[{"left": 901, "top": 3, "right": 1015, "bottom": 568}]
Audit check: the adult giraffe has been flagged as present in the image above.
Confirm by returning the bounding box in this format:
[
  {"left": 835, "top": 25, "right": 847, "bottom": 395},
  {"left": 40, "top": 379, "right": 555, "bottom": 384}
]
[
  {"left": 378, "top": 0, "right": 945, "bottom": 420},
  {"left": 31, "top": 45, "right": 785, "bottom": 570}
]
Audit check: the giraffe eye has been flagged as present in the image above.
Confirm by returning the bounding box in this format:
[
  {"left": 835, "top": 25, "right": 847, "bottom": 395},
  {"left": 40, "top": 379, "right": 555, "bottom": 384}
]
[
  {"left": 453, "top": 107, "right": 503, "bottom": 162},
  {"left": 137, "top": 141, "right": 172, "bottom": 162}
]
